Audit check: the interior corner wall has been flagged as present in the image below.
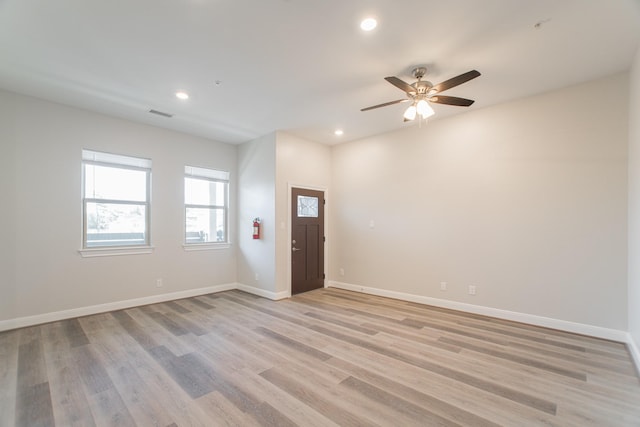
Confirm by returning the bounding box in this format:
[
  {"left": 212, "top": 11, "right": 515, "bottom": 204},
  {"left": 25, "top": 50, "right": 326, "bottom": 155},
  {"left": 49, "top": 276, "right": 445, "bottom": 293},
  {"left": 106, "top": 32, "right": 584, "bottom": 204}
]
[
  {"left": 0, "top": 90, "right": 237, "bottom": 323},
  {"left": 274, "top": 132, "right": 331, "bottom": 294},
  {"left": 0, "top": 92, "right": 17, "bottom": 319},
  {"left": 330, "top": 72, "right": 629, "bottom": 330},
  {"left": 628, "top": 47, "right": 640, "bottom": 350},
  {"left": 237, "top": 133, "right": 277, "bottom": 293}
]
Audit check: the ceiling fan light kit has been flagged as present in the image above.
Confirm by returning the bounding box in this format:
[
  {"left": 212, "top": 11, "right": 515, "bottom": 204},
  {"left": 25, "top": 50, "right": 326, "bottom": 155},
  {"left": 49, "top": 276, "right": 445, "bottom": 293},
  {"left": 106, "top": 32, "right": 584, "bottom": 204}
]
[
  {"left": 415, "top": 99, "right": 434, "bottom": 119},
  {"left": 362, "top": 67, "right": 480, "bottom": 123},
  {"left": 403, "top": 104, "right": 417, "bottom": 121}
]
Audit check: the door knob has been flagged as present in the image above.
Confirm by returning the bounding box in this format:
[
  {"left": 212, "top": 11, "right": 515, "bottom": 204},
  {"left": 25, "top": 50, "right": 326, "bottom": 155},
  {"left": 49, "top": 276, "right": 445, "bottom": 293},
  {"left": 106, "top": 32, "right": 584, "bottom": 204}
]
[{"left": 292, "top": 247, "right": 302, "bottom": 252}]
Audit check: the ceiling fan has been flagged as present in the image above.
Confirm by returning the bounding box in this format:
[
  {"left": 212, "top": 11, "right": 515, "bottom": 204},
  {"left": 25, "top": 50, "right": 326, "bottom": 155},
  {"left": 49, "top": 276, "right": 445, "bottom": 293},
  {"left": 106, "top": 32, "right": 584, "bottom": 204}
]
[{"left": 361, "top": 67, "right": 481, "bottom": 121}]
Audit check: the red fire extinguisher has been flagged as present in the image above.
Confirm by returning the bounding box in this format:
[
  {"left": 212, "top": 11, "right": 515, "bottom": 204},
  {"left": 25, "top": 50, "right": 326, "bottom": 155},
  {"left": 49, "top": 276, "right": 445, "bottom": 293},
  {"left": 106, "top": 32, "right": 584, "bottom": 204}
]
[{"left": 253, "top": 218, "right": 261, "bottom": 239}]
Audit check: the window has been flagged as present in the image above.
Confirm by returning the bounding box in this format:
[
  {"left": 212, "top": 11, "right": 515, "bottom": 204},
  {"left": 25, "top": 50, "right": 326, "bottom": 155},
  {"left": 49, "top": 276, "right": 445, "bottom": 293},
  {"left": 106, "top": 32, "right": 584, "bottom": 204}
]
[
  {"left": 297, "top": 195, "right": 319, "bottom": 218},
  {"left": 184, "top": 166, "right": 229, "bottom": 245},
  {"left": 82, "top": 150, "right": 151, "bottom": 249}
]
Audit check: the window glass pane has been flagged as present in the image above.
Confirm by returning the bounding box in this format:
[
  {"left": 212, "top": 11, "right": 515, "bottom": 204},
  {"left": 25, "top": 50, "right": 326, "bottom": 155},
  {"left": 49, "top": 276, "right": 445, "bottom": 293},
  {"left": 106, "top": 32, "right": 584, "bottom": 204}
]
[
  {"left": 86, "top": 202, "right": 146, "bottom": 247},
  {"left": 184, "top": 165, "right": 228, "bottom": 245},
  {"left": 297, "top": 196, "right": 318, "bottom": 217},
  {"left": 212, "top": 181, "right": 225, "bottom": 205},
  {"left": 85, "top": 164, "right": 147, "bottom": 202},
  {"left": 185, "top": 207, "right": 225, "bottom": 243},
  {"left": 185, "top": 178, "right": 225, "bottom": 206}
]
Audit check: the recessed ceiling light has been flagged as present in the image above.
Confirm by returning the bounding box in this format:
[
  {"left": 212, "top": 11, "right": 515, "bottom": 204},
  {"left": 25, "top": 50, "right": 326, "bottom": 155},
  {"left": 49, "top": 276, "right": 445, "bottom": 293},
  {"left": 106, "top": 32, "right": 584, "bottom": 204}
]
[
  {"left": 334, "top": 129, "right": 344, "bottom": 136},
  {"left": 360, "top": 18, "right": 377, "bottom": 31},
  {"left": 175, "top": 91, "right": 189, "bottom": 100}
]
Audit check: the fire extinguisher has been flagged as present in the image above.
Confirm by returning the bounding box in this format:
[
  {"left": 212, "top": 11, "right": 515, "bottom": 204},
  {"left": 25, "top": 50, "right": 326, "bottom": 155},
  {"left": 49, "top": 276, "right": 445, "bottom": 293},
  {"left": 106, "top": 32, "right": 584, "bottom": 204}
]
[{"left": 253, "top": 218, "right": 261, "bottom": 239}]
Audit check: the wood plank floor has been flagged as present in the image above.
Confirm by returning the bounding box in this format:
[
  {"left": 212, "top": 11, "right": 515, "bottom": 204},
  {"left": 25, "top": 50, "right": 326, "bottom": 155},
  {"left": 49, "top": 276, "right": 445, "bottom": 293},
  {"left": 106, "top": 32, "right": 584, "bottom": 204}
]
[{"left": 1, "top": 288, "right": 639, "bottom": 426}]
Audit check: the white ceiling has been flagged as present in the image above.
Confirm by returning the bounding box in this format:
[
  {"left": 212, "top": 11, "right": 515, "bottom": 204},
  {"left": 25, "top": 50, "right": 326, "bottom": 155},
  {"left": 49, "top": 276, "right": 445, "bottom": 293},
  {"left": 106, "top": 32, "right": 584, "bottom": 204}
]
[{"left": 1, "top": 0, "right": 639, "bottom": 145}]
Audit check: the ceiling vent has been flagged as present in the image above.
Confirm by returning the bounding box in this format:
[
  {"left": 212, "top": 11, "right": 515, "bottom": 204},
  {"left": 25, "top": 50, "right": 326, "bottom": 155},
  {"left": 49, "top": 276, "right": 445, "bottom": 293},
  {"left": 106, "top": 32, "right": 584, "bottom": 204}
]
[{"left": 149, "top": 109, "right": 173, "bottom": 118}]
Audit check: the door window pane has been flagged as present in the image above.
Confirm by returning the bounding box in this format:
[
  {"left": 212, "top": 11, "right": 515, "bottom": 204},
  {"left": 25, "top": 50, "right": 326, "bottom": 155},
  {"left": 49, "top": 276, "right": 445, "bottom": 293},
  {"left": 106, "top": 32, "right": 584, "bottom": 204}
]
[{"left": 297, "top": 196, "right": 318, "bottom": 217}]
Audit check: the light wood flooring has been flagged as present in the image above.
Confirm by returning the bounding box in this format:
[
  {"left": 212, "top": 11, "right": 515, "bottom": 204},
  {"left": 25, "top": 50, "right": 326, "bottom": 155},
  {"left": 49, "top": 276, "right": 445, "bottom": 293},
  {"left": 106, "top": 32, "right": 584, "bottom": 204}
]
[{"left": 1, "top": 288, "right": 639, "bottom": 426}]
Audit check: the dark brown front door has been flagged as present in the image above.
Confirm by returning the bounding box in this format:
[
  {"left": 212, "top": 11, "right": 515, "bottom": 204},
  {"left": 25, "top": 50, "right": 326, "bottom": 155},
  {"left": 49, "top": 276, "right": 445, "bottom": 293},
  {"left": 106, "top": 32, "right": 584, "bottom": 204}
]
[{"left": 291, "top": 187, "right": 325, "bottom": 295}]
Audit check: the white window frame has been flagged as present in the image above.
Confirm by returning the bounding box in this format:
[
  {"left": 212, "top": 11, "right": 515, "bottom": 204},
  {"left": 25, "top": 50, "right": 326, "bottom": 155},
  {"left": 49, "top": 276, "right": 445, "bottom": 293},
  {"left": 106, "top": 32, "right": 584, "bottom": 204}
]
[
  {"left": 184, "top": 165, "right": 230, "bottom": 250},
  {"left": 79, "top": 150, "right": 153, "bottom": 257}
]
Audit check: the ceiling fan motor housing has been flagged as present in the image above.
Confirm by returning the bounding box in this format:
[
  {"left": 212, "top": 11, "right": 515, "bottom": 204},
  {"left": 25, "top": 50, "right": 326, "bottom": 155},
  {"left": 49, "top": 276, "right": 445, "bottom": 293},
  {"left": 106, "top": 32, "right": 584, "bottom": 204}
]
[
  {"left": 410, "top": 67, "right": 434, "bottom": 97},
  {"left": 412, "top": 80, "right": 433, "bottom": 95},
  {"left": 412, "top": 66, "right": 427, "bottom": 79}
]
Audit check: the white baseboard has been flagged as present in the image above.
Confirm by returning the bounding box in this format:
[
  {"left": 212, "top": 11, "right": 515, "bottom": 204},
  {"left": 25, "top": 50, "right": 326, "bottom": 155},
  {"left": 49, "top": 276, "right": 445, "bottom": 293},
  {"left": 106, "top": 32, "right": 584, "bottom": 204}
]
[
  {"left": 328, "top": 281, "right": 629, "bottom": 343},
  {"left": 3, "top": 278, "right": 636, "bottom": 375},
  {"left": 236, "top": 283, "right": 289, "bottom": 300},
  {"left": 0, "top": 283, "right": 237, "bottom": 332},
  {"left": 627, "top": 333, "right": 640, "bottom": 376}
]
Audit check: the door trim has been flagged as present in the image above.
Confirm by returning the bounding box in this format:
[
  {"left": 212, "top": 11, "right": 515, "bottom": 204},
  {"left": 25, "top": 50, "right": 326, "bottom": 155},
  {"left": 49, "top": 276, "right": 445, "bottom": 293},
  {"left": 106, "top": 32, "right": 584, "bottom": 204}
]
[{"left": 287, "top": 183, "right": 328, "bottom": 298}]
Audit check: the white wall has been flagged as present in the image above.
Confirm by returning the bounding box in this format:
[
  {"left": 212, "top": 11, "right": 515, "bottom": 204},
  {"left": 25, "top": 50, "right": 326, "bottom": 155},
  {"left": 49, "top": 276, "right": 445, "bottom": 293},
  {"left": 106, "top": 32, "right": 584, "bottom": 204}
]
[
  {"left": 629, "top": 47, "right": 640, "bottom": 358},
  {"left": 331, "top": 73, "right": 628, "bottom": 330},
  {"left": 0, "top": 92, "right": 17, "bottom": 319},
  {"left": 1, "top": 68, "right": 634, "bottom": 341},
  {"left": 236, "top": 131, "right": 330, "bottom": 297},
  {"left": 237, "top": 133, "right": 277, "bottom": 294},
  {"left": 275, "top": 132, "right": 331, "bottom": 294},
  {"left": 0, "top": 90, "right": 237, "bottom": 322}
]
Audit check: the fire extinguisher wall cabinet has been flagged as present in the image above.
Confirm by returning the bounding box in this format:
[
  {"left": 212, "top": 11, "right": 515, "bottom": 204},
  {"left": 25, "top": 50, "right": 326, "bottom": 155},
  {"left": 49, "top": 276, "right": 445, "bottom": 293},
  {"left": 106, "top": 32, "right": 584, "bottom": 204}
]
[{"left": 253, "top": 218, "right": 261, "bottom": 239}]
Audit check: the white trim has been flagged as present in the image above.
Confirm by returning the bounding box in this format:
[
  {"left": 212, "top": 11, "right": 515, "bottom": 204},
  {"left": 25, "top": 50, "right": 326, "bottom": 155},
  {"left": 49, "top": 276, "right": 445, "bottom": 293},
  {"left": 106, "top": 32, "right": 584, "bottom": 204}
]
[
  {"left": 627, "top": 333, "right": 640, "bottom": 376},
  {"left": 83, "top": 149, "right": 152, "bottom": 169},
  {"left": 236, "top": 283, "right": 288, "bottom": 300},
  {"left": 327, "top": 281, "right": 629, "bottom": 343},
  {"left": 184, "top": 165, "right": 229, "bottom": 181},
  {"left": 0, "top": 283, "right": 236, "bottom": 332},
  {"left": 183, "top": 243, "right": 231, "bottom": 251},
  {"left": 3, "top": 277, "right": 635, "bottom": 375},
  {"left": 79, "top": 246, "right": 155, "bottom": 258}
]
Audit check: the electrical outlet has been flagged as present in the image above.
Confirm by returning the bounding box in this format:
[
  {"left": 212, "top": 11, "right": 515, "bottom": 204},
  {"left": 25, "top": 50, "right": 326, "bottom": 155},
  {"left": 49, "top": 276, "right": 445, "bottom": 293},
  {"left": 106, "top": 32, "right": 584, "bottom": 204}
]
[
  {"left": 440, "top": 281, "right": 447, "bottom": 291},
  {"left": 468, "top": 285, "right": 476, "bottom": 295},
  {"left": 339, "top": 268, "right": 345, "bottom": 276},
  {"left": 156, "top": 278, "right": 163, "bottom": 288},
  {"left": 255, "top": 273, "right": 259, "bottom": 281}
]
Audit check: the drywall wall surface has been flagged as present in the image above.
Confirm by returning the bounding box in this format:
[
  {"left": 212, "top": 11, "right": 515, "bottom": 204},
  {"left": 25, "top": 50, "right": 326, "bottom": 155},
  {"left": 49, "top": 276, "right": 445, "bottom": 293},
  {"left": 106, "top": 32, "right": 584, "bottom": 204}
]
[
  {"left": 0, "top": 90, "right": 237, "bottom": 321},
  {"left": 0, "top": 92, "right": 18, "bottom": 320},
  {"left": 237, "top": 133, "right": 277, "bottom": 292},
  {"left": 330, "top": 73, "right": 628, "bottom": 330},
  {"left": 629, "top": 48, "right": 640, "bottom": 346},
  {"left": 275, "top": 132, "right": 331, "bottom": 293}
]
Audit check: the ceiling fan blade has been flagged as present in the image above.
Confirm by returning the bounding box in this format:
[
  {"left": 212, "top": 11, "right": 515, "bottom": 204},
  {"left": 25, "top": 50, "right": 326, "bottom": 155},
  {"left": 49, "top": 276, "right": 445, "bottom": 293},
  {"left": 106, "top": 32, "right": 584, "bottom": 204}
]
[
  {"left": 384, "top": 76, "right": 416, "bottom": 94},
  {"left": 431, "top": 70, "right": 481, "bottom": 94},
  {"left": 429, "top": 95, "right": 475, "bottom": 107},
  {"left": 361, "top": 99, "right": 408, "bottom": 112}
]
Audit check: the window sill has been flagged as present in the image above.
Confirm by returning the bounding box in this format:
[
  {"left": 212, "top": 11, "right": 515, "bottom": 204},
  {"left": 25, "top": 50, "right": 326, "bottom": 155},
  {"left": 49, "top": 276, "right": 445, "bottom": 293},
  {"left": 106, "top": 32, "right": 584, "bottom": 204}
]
[
  {"left": 183, "top": 243, "right": 231, "bottom": 252},
  {"left": 79, "top": 246, "right": 155, "bottom": 258}
]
